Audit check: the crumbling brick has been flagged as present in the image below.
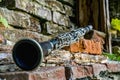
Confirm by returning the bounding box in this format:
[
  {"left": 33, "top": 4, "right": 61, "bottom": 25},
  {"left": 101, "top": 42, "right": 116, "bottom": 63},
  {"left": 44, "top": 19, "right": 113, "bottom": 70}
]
[
  {"left": 63, "top": 30, "right": 105, "bottom": 55},
  {"left": 92, "top": 64, "right": 107, "bottom": 76},
  {"left": 106, "top": 63, "right": 120, "bottom": 72},
  {"left": 1, "top": 64, "right": 120, "bottom": 80},
  {"left": 65, "top": 65, "right": 93, "bottom": 80},
  {"left": 64, "top": 39, "right": 103, "bottom": 55},
  {"left": 0, "top": 67, "right": 66, "bottom": 80}
]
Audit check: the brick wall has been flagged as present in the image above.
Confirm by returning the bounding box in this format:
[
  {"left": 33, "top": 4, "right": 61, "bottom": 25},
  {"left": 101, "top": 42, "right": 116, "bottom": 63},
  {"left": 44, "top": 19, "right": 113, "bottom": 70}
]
[
  {"left": 0, "top": 63, "right": 120, "bottom": 80},
  {"left": 0, "top": 0, "right": 120, "bottom": 80},
  {"left": 0, "top": 0, "right": 75, "bottom": 42}
]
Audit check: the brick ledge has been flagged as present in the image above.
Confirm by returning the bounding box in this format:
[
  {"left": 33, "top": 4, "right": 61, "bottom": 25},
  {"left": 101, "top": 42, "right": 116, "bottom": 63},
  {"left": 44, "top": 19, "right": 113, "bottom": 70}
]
[{"left": 0, "top": 63, "right": 120, "bottom": 80}]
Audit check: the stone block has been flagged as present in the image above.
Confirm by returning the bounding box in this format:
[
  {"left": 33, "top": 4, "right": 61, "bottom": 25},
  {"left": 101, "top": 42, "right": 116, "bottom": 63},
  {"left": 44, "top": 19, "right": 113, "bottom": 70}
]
[
  {"left": 64, "top": 5, "right": 73, "bottom": 16},
  {"left": 0, "top": 8, "right": 41, "bottom": 32},
  {"left": 0, "top": 67, "right": 66, "bottom": 80},
  {"left": 43, "top": 22, "right": 67, "bottom": 35},
  {"left": 53, "top": 11, "right": 69, "bottom": 26},
  {"left": 34, "top": 4, "right": 52, "bottom": 21}
]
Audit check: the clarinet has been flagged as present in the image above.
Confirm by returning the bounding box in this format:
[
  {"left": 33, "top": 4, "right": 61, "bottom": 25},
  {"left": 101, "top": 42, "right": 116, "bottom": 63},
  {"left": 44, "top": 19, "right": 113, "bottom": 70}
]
[{"left": 12, "top": 25, "right": 93, "bottom": 70}]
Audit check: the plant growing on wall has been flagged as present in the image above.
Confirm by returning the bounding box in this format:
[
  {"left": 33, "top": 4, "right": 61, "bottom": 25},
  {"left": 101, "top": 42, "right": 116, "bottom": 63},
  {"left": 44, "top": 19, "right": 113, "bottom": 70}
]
[
  {"left": 103, "top": 52, "right": 120, "bottom": 61},
  {"left": 111, "top": 18, "right": 120, "bottom": 31},
  {"left": 0, "top": 15, "right": 10, "bottom": 28}
]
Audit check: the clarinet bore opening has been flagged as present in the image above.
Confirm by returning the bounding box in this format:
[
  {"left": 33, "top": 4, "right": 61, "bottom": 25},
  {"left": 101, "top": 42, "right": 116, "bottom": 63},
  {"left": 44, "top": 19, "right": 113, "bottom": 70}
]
[{"left": 12, "top": 39, "right": 43, "bottom": 70}]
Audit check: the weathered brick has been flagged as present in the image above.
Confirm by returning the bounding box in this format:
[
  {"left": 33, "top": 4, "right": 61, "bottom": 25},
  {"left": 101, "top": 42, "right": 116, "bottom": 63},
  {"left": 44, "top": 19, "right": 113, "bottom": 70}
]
[
  {"left": 106, "top": 63, "right": 120, "bottom": 72},
  {"left": 81, "top": 39, "right": 102, "bottom": 54},
  {"left": 63, "top": 30, "right": 105, "bottom": 55},
  {"left": 33, "top": 0, "right": 46, "bottom": 6},
  {"left": 45, "top": 50, "right": 72, "bottom": 65},
  {"left": 58, "top": 0, "right": 74, "bottom": 6},
  {"left": 0, "top": 64, "right": 19, "bottom": 73},
  {"left": 64, "top": 5, "right": 73, "bottom": 16},
  {"left": 43, "top": 22, "right": 67, "bottom": 35},
  {"left": 29, "top": 67, "right": 66, "bottom": 80},
  {"left": 73, "top": 53, "right": 107, "bottom": 64},
  {"left": 0, "top": 8, "right": 41, "bottom": 32},
  {"left": 0, "top": 67, "right": 66, "bottom": 80},
  {"left": 34, "top": 4, "right": 52, "bottom": 21},
  {"left": 92, "top": 64, "right": 107, "bottom": 76},
  {"left": 0, "top": 28, "right": 51, "bottom": 43},
  {"left": 65, "top": 65, "right": 93, "bottom": 79},
  {"left": 64, "top": 39, "right": 103, "bottom": 55},
  {"left": 0, "top": 72, "right": 29, "bottom": 80},
  {"left": 53, "top": 11, "right": 69, "bottom": 26},
  {"left": 45, "top": 1, "right": 65, "bottom": 13},
  {"left": 0, "top": 53, "right": 13, "bottom": 64}
]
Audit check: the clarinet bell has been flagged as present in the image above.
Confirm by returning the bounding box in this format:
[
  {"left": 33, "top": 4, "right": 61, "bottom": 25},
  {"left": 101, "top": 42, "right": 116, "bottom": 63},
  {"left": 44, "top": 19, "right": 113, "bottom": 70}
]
[{"left": 12, "top": 38, "right": 53, "bottom": 70}]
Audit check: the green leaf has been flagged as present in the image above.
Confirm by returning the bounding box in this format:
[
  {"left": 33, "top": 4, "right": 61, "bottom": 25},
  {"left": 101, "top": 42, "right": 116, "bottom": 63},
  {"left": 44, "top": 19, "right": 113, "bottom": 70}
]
[
  {"left": 103, "top": 52, "right": 120, "bottom": 61},
  {"left": 111, "top": 18, "right": 120, "bottom": 31}
]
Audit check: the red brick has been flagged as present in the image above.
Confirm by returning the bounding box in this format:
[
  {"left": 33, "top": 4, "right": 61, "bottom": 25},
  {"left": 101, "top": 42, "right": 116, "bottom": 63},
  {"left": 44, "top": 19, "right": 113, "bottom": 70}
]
[
  {"left": 92, "top": 64, "right": 107, "bottom": 76},
  {"left": 64, "top": 39, "right": 103, "bottom": 55},
  {"left": 63, "top": 40, "right": 81, "bottom": 53},
  {"left": 65, "top": 65, "right": 93, "bottom": 79},
  {"left": 63, "top": 30, "right": 105, "bottom": 55},
  {"left": 0, "top": 67, "right": 66, "bottom": 80},
  {"left": 80, "top": 39, "right": 102, "bottom": 55},
  {"left": 106, "top": 63, "right": 120, "bottom": 72},
  {"left": 29, "top": 67, "right": 66, "bottom": 80}
]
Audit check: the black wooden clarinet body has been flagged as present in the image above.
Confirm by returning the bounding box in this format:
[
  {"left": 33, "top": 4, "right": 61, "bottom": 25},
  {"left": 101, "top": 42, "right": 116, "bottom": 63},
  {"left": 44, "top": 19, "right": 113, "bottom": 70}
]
[{"left": 12, "top": 25, "right": 93, "bottom": 70}]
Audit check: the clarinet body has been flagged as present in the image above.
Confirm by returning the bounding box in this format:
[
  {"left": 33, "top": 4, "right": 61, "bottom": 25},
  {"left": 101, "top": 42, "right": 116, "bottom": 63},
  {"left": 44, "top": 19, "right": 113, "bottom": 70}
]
[{"left": 12, "top": 25, "right": 93, "bottom": 70}]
